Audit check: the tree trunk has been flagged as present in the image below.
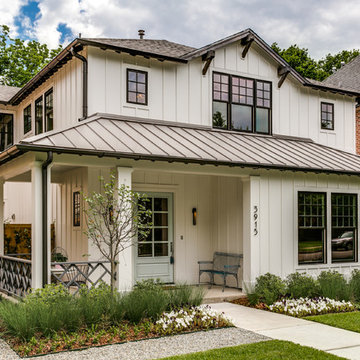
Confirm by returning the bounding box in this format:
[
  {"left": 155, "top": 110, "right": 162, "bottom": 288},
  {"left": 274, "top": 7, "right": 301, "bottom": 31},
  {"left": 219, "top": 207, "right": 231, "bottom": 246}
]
[{"left": 110, "top": 259, "right": 116, "bottom": 292}]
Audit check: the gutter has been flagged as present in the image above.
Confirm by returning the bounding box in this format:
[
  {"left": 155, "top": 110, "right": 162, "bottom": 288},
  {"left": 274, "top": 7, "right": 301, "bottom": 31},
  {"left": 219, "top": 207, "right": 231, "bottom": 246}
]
[
  {"left": 42, "top": 151, "right": 53, "bottom": 286},
  {"left": 70, "top": 47, "right": 88, "bottom": 119}
]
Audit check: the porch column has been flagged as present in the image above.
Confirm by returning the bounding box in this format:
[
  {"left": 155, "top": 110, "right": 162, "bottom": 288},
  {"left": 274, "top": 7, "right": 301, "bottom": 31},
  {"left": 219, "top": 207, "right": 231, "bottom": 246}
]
[
  {"left": 0, "top": 180, "right": 4, "bottom": 256},
  {"left": 31, "top": 161, "right": 43, "bottom": 289},
  {"left": 242, "top": 176, "right": 261, "bottom": 291},
  {"left": 116, "top": 166, "right": 134, "bottom": 291},
  {"left": 45, "top": 164, "right": 53, "bottom": 284}
]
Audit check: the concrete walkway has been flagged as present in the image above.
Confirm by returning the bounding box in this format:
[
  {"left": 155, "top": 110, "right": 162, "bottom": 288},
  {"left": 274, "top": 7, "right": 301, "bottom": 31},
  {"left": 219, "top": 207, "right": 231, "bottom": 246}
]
[{"left": 211, "top": 302, "right": 360, "bottom": 360}]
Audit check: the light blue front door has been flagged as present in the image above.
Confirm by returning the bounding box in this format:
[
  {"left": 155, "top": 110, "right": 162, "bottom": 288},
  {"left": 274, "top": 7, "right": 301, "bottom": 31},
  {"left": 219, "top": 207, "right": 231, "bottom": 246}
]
[{"left": 135, "top": 193, "right": 174, "bottom": 283}]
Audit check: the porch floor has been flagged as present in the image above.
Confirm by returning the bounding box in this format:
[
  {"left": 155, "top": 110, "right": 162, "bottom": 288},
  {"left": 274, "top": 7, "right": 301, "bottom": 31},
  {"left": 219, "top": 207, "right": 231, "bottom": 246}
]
[{"left": 201, "top": 285, "right": 246, "bottom": 304}]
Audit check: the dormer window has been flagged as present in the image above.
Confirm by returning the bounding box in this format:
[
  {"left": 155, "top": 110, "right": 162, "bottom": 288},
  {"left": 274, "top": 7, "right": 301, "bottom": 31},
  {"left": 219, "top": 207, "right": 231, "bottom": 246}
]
[
  {"left": 212, "top": 72, "right": 272, "bottom": 134},
  {"left": 127, "top": 69, "right": 147, "bottom": 105},
  {"left": 321, "top": 102, "right": 334, "bottom": 130}
]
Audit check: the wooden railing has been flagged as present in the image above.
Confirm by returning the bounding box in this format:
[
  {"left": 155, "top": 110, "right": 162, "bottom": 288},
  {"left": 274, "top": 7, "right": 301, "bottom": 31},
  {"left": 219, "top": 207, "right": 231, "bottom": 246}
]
[
  {"left": 51, "top": 260, "right": 112, "bottom": 294},
  {"left": 0, "top": 255, "right": 32, "bottom": 297}
]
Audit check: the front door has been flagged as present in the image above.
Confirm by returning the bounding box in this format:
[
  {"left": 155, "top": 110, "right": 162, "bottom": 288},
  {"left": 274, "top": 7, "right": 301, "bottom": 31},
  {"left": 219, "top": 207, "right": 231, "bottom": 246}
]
[{"left": 135, "top": 193, "right": 174, "bottom": 283}]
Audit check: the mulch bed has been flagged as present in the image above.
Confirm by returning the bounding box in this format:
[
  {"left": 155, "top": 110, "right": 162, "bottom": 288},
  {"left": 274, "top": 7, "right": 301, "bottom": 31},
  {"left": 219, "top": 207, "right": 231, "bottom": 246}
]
[{"left": 230, "top": 297, "right": 268, "bottom": 310}]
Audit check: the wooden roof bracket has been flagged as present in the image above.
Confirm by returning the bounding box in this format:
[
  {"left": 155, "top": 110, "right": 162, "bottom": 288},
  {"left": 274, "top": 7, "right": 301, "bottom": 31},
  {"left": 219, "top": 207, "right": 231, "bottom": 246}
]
[
  {"left": 278, "top": 66, "right": 291, "bottom": 88},
  {"left": 241, "top": 35, "right": 254, "bottom": 58},
  {"left": 202, "top": 50, "right": 215, "bottom": 75}
]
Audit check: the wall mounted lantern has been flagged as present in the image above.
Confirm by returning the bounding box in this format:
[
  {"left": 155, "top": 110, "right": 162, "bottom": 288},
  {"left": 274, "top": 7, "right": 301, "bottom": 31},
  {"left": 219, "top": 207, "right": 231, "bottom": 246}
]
[{"left": 192, "top": 207, "right": 197, "bottom": 226}]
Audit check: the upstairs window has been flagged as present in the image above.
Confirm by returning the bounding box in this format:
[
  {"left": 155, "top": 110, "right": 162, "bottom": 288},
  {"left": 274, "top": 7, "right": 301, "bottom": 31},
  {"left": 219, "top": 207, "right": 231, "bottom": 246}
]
[
  {"left": 127, "top": 69, "right": 147, "bottom": 105},
  {"left": 35, "top": 96, "right": 43, "bottom": 135},
  {"left": 45, "top": 89, "right": 53, "bottom": 131},
  {"left": 212, "top": 72, "right": 272, "bottom": 134},
  {"left": 0, "top": 113, "right": 13, "bottom": 151},
  {"left": 23, "top": 104, "right": 31, "bottom": 134},
  {"left": 321, "top": 102, "right": 334, "bottom": 130}
]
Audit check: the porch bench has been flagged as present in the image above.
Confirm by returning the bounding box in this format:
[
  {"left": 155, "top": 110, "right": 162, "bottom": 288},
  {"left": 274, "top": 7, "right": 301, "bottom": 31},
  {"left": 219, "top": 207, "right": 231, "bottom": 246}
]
[{"left": 198, "top": 252, "right": 243, "bottom": 292}]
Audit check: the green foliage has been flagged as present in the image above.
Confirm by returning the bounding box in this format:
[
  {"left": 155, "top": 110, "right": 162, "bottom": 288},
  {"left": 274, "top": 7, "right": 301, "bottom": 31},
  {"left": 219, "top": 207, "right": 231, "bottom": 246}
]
[
  {"left": 168, "top": 284, "right": 205, "bottom": 308},
  {"left": 24, "top": 284, "right": 71, "bottom": 305},
  {"left": 318, "top": 270, "right": 351, "bottom": 301},
  {"left": 286, "top": 272, "right": 319, "bottom": 299},
  {"left": 350, "top": 269, "right": 360, "bottom": 302},
  {"left": 253, "top": 273, "right": 286, "bottom": 305},
  {"left": 271, "top": 41, "right": 360, "bottom": 81},
  {"left": 0, "top": 25, "right": 62, "bottom": 87},
  {"left": 134, "top": 278, "right": 163, "bottom": 291}
]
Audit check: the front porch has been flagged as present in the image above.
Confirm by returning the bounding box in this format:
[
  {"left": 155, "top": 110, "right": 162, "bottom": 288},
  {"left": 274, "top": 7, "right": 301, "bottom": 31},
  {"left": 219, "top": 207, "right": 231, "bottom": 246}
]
[{"left": 0, "top": 152, "right": 249, "bottom": 297}]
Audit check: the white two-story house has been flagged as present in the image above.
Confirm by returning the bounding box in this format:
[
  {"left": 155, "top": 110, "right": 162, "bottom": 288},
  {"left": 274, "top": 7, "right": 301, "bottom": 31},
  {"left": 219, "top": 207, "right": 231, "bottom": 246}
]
[{"left": 1, "top": 28, "right": 360, "bottom": 295}]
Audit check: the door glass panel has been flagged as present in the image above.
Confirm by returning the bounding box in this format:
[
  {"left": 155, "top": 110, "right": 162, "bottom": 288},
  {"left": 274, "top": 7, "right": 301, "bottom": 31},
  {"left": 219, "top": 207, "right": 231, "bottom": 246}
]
[
  {"left": 154, "top": 243, "right": 168, "bottom": 256},
  {"left": 154, "top": 228, "right": 168, "bottom": 242},
  {"left": 154, "top": 198, "right": 168, "bottom": 211},
  {"left": 138, "top": 243, "right": 152, "bottom": 257},
  {"left": 154, "top": 213, "right": 168, "bottom": 226}
]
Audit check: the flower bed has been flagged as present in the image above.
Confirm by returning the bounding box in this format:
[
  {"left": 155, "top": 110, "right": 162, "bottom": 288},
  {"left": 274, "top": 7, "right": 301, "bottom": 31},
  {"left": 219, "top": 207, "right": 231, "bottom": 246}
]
[
  {"left": 268, "top": 297, "right": 355, "bottom": 317},
  {"left": 2, "top": 305, "right": 232, "bottom": 357}
]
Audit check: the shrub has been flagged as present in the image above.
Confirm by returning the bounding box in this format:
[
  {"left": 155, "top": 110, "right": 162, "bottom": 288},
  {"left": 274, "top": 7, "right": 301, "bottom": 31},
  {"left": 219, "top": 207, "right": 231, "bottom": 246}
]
[
  {"left": 318, "top": 270, "right": 350, "bottom": 301},
  {"left": 350, "top": 269, "right": 360, "bottom": 302},
  {"left": 24, "top": 284, "right": 71, "bottom": 305},
  {"left": 286, "top": 272, "right": 319, "bottom": 299},
  {"left": 167, "top": 284, "right": 204, "bottom": 309},
  {"left": 134, "top": 278, "right": 163, "bottom": 291},
  {"left": 253, "top": 273, "right": 286, "bottom": 305}
]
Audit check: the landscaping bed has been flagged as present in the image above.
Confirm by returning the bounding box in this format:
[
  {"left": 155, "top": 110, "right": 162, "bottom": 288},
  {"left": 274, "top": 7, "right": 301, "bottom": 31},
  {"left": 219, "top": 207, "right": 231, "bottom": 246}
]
[{"left": 0, "top": 282, "right": 232, "bottom": 357}]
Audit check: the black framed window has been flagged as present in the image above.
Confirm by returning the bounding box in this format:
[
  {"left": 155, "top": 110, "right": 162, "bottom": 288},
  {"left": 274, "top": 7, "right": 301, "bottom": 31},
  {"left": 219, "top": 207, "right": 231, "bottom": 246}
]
[
  {"left": 298, "top": 192, "right": 326, "bottom": 265},
  {"left": 23, "top": 104, "right": 31, "bottom": 134},
  {"left": 213, "top": 72, "right": 272, "bottom": 134},
  {"left": 45, "top": 89, "right": 53, "bottom": 131},
  {"left": 127, "top": 69, "right": 147, "bottom": 105},
  {"left": 35, "top": 96, "right": 43, "bottom": 135},
  {"left": 73, "top": 191, "right": 81, "bottom": 227},
  {"left": 0, "top": 113, "right": 13, "bottom": 152},
  {"left": 321, "top": 102, "right": 334, "bottom": 130},
  {"left": 331, "top": 193, "right": 357, "bottom": 263}
]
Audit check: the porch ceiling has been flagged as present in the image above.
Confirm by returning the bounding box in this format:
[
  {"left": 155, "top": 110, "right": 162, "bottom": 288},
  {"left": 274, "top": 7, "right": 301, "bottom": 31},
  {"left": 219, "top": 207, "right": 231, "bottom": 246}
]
[{"left": 12, "top": 113, "right": 360, "bottom": 176}]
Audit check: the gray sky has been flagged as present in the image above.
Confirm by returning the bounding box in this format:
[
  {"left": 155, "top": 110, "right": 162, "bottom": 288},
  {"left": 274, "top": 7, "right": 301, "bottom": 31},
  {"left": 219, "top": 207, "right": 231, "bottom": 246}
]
[{"left": 1, "top": 0, "right": 359, "bottom": 59}]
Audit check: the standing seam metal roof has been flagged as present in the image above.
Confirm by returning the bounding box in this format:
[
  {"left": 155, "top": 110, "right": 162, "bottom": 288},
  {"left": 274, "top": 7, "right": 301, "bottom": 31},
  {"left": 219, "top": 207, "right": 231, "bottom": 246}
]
[{"left": 17, "top": 115, "right": 360, "bottom": 175}]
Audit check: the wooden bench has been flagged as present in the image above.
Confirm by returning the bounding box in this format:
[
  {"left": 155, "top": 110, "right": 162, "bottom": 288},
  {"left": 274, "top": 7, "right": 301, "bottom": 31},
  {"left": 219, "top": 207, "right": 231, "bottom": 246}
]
[{"left": 198, "top": 252, "right": 243, "bottom": 291}]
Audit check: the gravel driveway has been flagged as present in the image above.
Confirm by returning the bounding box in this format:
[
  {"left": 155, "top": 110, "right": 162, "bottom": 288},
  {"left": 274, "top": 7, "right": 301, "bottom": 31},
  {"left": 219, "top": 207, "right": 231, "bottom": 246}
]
[{"left": 0, "top": 327, "right": 269, "bottom": 360}]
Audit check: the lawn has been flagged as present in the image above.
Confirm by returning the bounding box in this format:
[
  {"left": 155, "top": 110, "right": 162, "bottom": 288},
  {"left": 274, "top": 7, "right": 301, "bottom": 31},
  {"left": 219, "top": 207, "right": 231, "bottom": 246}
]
[
  {"left": 161, "top": 340, "right": 345, "bottom": 360},
  {"left": 306, "top": 311, "right": 360, "bottom": 333}
]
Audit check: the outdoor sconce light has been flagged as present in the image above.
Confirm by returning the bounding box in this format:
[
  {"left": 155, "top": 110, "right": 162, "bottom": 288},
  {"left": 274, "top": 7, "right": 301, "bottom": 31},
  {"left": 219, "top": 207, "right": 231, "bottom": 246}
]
[{"left": 192, "top": 208, "right": 197, "bottom": 225}]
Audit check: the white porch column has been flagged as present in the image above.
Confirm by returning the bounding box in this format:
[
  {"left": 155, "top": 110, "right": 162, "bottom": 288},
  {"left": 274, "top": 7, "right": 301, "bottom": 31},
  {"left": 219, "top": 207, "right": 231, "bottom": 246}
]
[
  {"left": 0, "top": 180, "right": 4, "bottom": 256},
  {"left": 116, "top": 166, "right": 134, "bottom": 291},
  {"left": 242, "top": 175, "right": 261, "bottom": 291},
  {"left": 46, "top": 164, "right": 53, "bottom": 284},
  {"left": 31, "top": 161, "right": 43, "bottom": 289}
]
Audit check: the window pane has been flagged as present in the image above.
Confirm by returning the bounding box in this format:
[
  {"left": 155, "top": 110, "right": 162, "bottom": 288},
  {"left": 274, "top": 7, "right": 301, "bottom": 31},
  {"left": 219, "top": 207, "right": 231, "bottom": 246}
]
[
  {"left": 154, "top": 198, "right": 168, "bottom": 211},
  {"left": 321, "top": 102, "right": 334, "bottom": 130},
  {"left": 128, "top": 92, "right": 137, "bottom": 102},
  {"left": 138, "top": 84, "right": 146, "bottom": 93},
  {"left": 299, "top": 229, "right": 325, "bottom": 264},
  {"left": 154, "top": 228, "right": 168, "bottom": 242},
  {"left": 255, "top": 108, "right": 270, "bottom": 133},
  {"left": 213, "top": 102, "right": 227, "bottom": 128},
  {"left": 231, "top": 104, "right": 252, "bottom": 131},
  {"left": 127, "top": 69, "right": 147, "bottom": 105},
  {"left": 128, "top": 82, "right": 137, "bottom": 91},
  {"left": 24, "top": 105, "right": 32, "bottom": 134},
  {"left": 154, "top": 243, "right": 168, "bottom": 257},
  {"left": 45, "top": 89, "right": 53, "bottom": 132},
  {"left": 0, "top": 113, "right": 14, "bottom": 151},
  {"left": 128, "top": 71, "right": 136, "bottom": 81},
  {"left": 137, "top": 72, "right": 146, "bottom": 83},
  {"left": 154, "top": 213, "right": 168, "bottom": 226},
  {"left": 138, "top": 243, "right": 152, "bottom": 257},
  {"left": 35, "top": 97, "right": 43, "bottom": 135}
]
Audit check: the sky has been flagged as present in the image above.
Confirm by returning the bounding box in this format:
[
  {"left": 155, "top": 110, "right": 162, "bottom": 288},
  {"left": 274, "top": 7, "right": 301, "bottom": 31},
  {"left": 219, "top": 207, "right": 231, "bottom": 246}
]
[{"left": 0, "top": 0, "right": 359, "bottom": 59}]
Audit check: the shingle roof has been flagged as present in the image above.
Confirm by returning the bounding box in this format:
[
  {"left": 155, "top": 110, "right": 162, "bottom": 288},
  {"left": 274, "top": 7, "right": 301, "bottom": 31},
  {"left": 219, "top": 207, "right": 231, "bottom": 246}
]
[
  {"left": 16, "top": 114, "right": 360, "bottom": 176},
  {"left": 323, "top": 56, "right": 360, "bottom": 92},
  {"left": 0, "top": 85, "right": 20, "bottom": 103},
  {"left": 82, "top": 38, "right": 195, "bottom": 58}
]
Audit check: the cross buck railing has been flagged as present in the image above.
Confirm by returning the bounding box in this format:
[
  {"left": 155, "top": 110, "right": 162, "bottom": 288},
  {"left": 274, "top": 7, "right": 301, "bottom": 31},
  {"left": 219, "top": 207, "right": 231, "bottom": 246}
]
[
  {"left": 51, "top": 260, "right": 112, "bottom": 294},
  {"left": 0, "top": 255, "right": 32, "bottom": 297}
]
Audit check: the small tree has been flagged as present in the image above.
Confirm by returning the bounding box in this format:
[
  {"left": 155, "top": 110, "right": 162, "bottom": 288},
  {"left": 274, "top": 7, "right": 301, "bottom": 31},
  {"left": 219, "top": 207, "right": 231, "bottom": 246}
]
[{"left": 83, "top": 174, "right": 152, "bottom": 291}]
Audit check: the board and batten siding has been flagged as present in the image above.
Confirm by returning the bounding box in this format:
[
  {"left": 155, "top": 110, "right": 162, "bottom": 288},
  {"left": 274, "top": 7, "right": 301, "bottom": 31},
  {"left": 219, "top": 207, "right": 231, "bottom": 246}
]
[{"left": 87, "top": 43, "right": 356, "bottom": 154}]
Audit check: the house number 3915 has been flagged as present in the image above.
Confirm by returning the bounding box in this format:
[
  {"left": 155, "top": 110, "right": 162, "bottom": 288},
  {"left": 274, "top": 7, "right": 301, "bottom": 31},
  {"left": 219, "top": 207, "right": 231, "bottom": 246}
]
[{"left": 253, "top": 206, "right": 259, "bottom": 236}]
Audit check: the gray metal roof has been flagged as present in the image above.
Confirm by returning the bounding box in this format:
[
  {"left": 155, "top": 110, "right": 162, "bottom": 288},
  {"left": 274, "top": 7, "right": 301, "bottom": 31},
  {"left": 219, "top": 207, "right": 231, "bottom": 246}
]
[
  {"left": 0, "top": 85, "right": 20, "bottom": 103},
  {"left": 17, "top": 114, "right": 360, "bottom": 176},
  {"left": 323, "top": 56, "right": 360, "bottom": 92}
]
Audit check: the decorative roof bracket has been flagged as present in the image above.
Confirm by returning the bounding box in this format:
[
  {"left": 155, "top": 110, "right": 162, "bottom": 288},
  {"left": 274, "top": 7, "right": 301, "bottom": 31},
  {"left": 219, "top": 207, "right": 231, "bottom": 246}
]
[
  {"left": 202, "top": 50, "right": 215, "bottom": 75},
  {"left": 241, "top": 35, "right": 254, "bottom": 58},
  {"left": 278, "top": 66, "right": 291, "bottom": 88}
]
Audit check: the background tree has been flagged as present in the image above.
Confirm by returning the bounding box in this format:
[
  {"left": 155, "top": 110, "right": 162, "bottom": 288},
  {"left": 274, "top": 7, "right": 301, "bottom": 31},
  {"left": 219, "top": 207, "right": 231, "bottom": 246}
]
[
  {"left": 83, "top": 174, "right": 152, "bottom": 291},
  {"left": 0, "top": 25, "right": 62, "bottom": 87}
]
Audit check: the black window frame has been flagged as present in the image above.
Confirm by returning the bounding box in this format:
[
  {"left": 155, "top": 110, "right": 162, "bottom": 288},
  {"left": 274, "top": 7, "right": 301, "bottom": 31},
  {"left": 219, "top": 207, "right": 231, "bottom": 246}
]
[
  {"left": 212, "top": 71, "right": 272, "bottom": 135},
  {"left": 23, "top": 104, "right": 32, "bottom": 134},
  {"left": 331, "top": 193, "right": 358, "bottom": 263},
  {"left": 0, "top": 113, "right": 13, "bottom": 152},
  {"left": 321, "top": 102, "right": 334, "bottom": 130},
  {"left": 45, "top": 88, "right": 53, "bottom": 132},
  {"left": 73, "top": 191, "right": 81, "bottom": 227},
  {"left": 35, "top": 96, "right": 43, "bottom": 135},
  {"left": 126, "top": 69, "right": 148, "bottom": 105},
  {"left": 298, "top": 191, "right": 327, "bottom": 265}
]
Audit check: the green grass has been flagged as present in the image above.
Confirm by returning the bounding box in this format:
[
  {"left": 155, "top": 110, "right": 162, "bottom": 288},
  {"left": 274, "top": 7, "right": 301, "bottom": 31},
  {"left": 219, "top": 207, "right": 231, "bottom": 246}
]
[
  {"left": 306, "top": 311, "right": 360, "bottom": 333},
  {"left": 161, "top": 340, "right": 345, "bottom": 360}
]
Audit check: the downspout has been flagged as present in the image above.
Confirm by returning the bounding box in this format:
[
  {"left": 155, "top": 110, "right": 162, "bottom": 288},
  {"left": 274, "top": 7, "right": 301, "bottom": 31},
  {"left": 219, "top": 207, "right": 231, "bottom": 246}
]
[
  {"left": 70, "top": 47, "right": 88, "bottom": 119},
  {"left": 42, "top": 151, "right": 53, "bottom": 286}
]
